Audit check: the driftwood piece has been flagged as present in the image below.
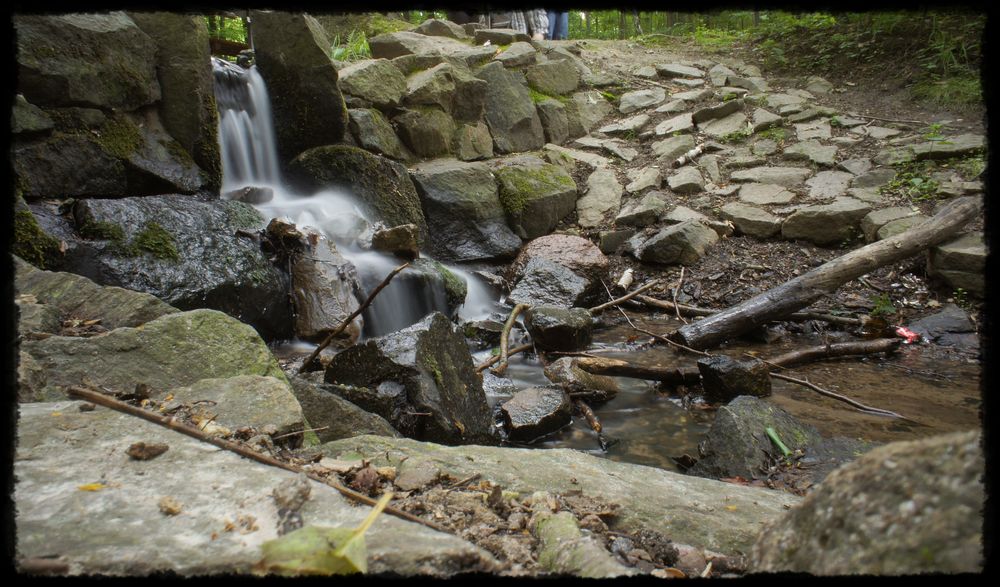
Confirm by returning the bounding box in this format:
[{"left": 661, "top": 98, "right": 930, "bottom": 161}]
[
  {"left": 765, "top": 338, "right": 901, "bottom": 369},
  {"left": 670, "top": 196, "right": 982, "bottom": 349},
  {"left": 636, "top": 295, "right": 863, "bottom": 326},
  {"left": 491, "top": 303, "right": 530, "bottom": 376},
  {"left": 65, "top": 385, "right": 450, "bottom": 534},
  {"left": 299, "top": 261, "right": 410, "bottom": 373},
  {"left": 589, "top": 280, "right": 658, "bottom": 315},
  {"left": 574, "top": 357, "right": 701, "bottom": 385}
]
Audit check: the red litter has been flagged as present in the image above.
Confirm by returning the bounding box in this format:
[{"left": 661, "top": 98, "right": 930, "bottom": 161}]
[{"left": 894, "top": 326, "right": 922, "bottom": 344}]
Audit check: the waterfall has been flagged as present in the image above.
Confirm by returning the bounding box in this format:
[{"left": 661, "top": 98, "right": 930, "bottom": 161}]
[{"left": 211, "top": 57, "right": 498, "bottom": 338}]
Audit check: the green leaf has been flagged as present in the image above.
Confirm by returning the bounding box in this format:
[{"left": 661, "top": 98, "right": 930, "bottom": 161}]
[{"left": 255, "top": 492, "right": 393, "bottom": 576}]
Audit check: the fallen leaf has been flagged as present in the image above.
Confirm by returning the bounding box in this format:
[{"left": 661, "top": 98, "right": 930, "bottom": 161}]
[
  {"left": 159, "top": 496, "right": 183, "bottom": 516},
  {"left": 127, "top": 442, "right": 169, "bottom": 461},
  {"left": 77, "top": 483, "right": 107, "bottom": 491},
  {"left": 724, "top": 505, "right": 738, "bottom": 512}
]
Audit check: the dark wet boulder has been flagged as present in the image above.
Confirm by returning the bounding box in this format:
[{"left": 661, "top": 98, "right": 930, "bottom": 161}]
[
  {"left": 251, "top": 10, "right": 349, "bottom": 165},
  {"left": 500, "top": 387, "right": 573, "bottom": 442},
  {"left": 696, "top": 355, "right": 771, "bottom": 403},
  {"left": 409, "top": 158, "right": 522, "bottom": 262},
  {"left": 323, "top": 312, "right": 493, "bottom": 445},
  {"left": 751, "top": 430, "right": 983, "bottom": 574},
  {"left": 688, "top": 396, "right": 875, "bottom": 483},
  {"left": 289, "top": 373, "right": 401, "bottom": 442},
  {"left": 491, "top": 155, "right": 578, "bottom": 240},
  {"left": 62, "top": 195, "right": 292, "bottom": 340},
  {"left": 287, "top": 145, "right": 428, "bottom": 243},
  {"left": 523, "top": 306, "right": 594, "bottom": 352},
  {"left": 507, "top": 234, "right": 610, "bottom": 308},
  {"left": 462, "top": 319, "right": 505, "bottom": 351},
  {"left": 371, "top": 223, "right": 421, "bottom": 260},
  {"left": 907, "top": 304, "right": 978, "bottom": 349}
]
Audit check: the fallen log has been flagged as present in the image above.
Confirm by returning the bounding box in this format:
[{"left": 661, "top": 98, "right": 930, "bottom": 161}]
[
  {"left": 574, "top": 357, "right": 701, "bottom": 386},
  {"left": 635, "top": 295, "right": 863, "bottom": 326},
  {"left": 669, "top": 196, "right": 982, "bottom": 349},
  {"left": 764, "top": 338, "right": 901, "bottom": 369}
]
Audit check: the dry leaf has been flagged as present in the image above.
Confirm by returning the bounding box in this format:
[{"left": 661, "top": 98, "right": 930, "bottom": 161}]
[
  {"left": 158, "top": 496, "right": 183, "bottom": 516},
  {"left": 77, "top": 483, "right": 107, "bottom": 491}
]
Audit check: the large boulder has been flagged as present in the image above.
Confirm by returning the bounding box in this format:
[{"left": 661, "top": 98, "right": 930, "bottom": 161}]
[
  {"left": 409, "top": 159, "right": 521, "bottom": 262},
  {"left": 491, "top": 155, "right": 578, "bottom": 239},
  {"left": 287, "top": 231, "right": 365, "bottom": 344},
  {"left": 347, "top": 108, "right": 414, "bottom": 162},
  {"left": 19, "top": 309, "right": 286, "bottom": 402},
  {"left": 780, "top": 197, "right": 872, "bottom": 245},
  {"left": 129, "top": 12, "right": 221, "bottom": 192},
  {"left": 751, "top": 430, "right": 984, "bottom": 574},
  {"left": 523, "top": 306, "right": 593, "bottom": 351},
  {"left": 15, "top": 401, "right": 497, "bottom": 576},
  {"left": 500, "top": 387, "right": 573, "bottom": 442},
  {"left": 336, "top": 58, "right": 407, "bottom": 108},
  {"left": 14, "top": 13, "right": 160, "bottom": 112},
  {"left": 476, "top": 61, "right": 546, "bottom": 154},
  {"left": 628, "top": 220, "right": 720, "bottom": 265},
  {"left": 251, "top": 10, "right": 349, "bottom": 165},
  {"left": 289, "top": 373, "right": 402, "bottom": 443},
  {"left": 286, "top": 145, "right": 427, "bottom": 241},
  {"left": 61, "top": 195, "right": 291, "bottom": 340},
  {"left": 507, "top": 234, "right": 609, "bottom": 308},
  {"left": 402, "top": 62, "right": 487, "bottom": 122},
  {"left": 393, "top": 107, "right": 457, "bottom": 158},
  {"left": 525, "top": 60, "right": 581, "bottom": 96},
  {"left": 323, "top": 312, "right": 494, "bottom": 445}
]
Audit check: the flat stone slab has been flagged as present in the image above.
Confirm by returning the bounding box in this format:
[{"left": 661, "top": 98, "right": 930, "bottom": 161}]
[
  {"left": 862, "top": 126, "right": 903, "bottom": 140},
  {"left": 618, "top": 88, "right": 666, "bottom": 114},
  {"left": 543, "top": 143, "right": 610, "bottom": 169},
  {"left": 739, "top": 183, "right": 797, "bottom": 205},
  {"left": 876, "top": 215, "right": 929, "bottom": 240},
  {"left": 625, "top": 167, "right": 662, "bottom": 193},
  {"left": 15, "top": 401, "right": 498, "bottom": 576},
  {"left": 720, "top": 203, "right": 782, "bottom": 238},
  {"left": 656, "top": 63, "right": 704, "bottom": 78},
  {"left": 699, "top": 112, "right": 747, "bottom": 139},
  {"left": 861, "top": 206, "right": 921, "bottom": 242},
  {"left": 597, "top": 113, "right": 650, "bottom": 135},
  {"left": 838, "top": 158, "right": 873, "bottom": 176},
  {"left": 806, "top": 170, "right": 855, "bottom": 199},
  {"left": 495, "top": 41, "right": 537, "bottom": 67},
  {"left": 672, "top": 89, "right": 713, "bottom": 101},
  {"left": 651, "top": 134, "right": 696, "bottom": 163},
  {"left": 654, "top": 113, "right": 695, "bottom": 136},
  {"left": 692, "top": 99, "right": 743, "bottom": 124},
  {"left": 730, "top": 166, "right": 813, "bottom": 188},
  {"left": 784, "top": 140, "right": 838, "bottom": 167},
  {"left": 795, "top": 121, "right": 832, "bottom": 141},
  {"left": 615, "top": 191, "right": 667, "bottom": 226},
  {"left": 654, "top": 99, "right": 688, "bottom": 114},
  {"left": 577, "top": 167, "right": 623, "bottom": 227},
  {"left": 667, "top": 165, "right": 705, "bottom": 194},
  {"left": 780, "top": 197, "right": 873, "bottom": 245},
  {"left": 751, "top": 108, "right": 783, "bottom": 132},
  {"left": 763, "top": 93, "right": 806, "bottom": 109},
  {"left": 852, "top": 167, "right": 897, "bottom": 189}
]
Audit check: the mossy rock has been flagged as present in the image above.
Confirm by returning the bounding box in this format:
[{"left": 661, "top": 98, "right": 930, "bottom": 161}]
[
  {"left": 13, "top": 198, "right": 64, "bottom": 270},
  {"left": 287, "top": 145, "right": 427, "bottom": 243},
  {"left": 492, "top": 156, "right": 578, "bottom": 239}
]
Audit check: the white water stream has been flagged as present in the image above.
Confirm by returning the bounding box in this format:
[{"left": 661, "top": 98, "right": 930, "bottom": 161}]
[{"left": 212, "top": 58, "right": 499, "bottom": 337}]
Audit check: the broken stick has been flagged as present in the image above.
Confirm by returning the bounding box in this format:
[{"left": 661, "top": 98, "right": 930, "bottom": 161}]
[
  {"left": 476, "top": 343, "right": 533, "bottom": 373},
  {"left": 589, "top": 280, "right": 659, "bottom": 315},
  {"left": 491, "top": 303, "right": 531, "bottom": 376},
  {"left": 299, "top": 261, "right": 410, "bottom": 373},
  {"left": 670, "top": 196, "right": 982, "bottom": 350}
]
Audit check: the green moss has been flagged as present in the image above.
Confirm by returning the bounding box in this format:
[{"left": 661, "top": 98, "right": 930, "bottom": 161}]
[
  {"left": 496, "top": 165, "right": 576, "bottom": 215},
  {"left": 79, "top": 219, "right": 126, "bottom": 242},
  {"left": 13, "top": 208, "right": 62, "bottom": 269},
  {"left": 432, "top": 260, "right": 467, "bottom": 309},
  {"left": 222, "top": 200, "right": 266, "bottom": 230},
  {"left": 129, "top": 222, "right": 179, "bottom": 261},
  {"left": 95, "top": 114, "right": 142, "bottom": 160}
]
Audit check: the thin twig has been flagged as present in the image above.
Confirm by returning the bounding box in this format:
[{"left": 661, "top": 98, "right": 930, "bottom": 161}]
[
  {"left": 490, "top": 304, "right": 530, "bottom": 376},
  {"left": 589, "top": 280, "right": 659, "bottom": 314},
  {"left": 271, "top": 426, "right": 330, "bottom": 442},
  {"left": 634, "top": 325, "right": 712, "bottom": 357},
  {"left": 672, "top": 267, "right": 688, "bottom": 324},
  {"left": 66, "top": 385, "right": 451, "bottom": 534},
  {"left": 601, "top": 279, "right": 639, "bottom": 330},
  {"left": 476, "top": 343, "right": 533, "bottom": 373},
  {"left": 768, "top": 372, "right": 916, "bottom": 422},
  {"left": 299, "top": 261, "right": 410, "bottom": 373},
  {"left": 855, "top": 113, "right": 930, "bottom": 127}
]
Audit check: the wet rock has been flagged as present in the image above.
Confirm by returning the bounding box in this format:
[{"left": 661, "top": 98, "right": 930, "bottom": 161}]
[
  {"left": 784, "top": 140, "right": 838, "bottom": 167},
  {"left": 720, "top": 203, "right": 781, "bottom": 239},
  {"left": 563, "top": 90, "right": 614, "bottom": 138},
  {"left": 287, "top": 229, "right": 365, "bottom": 343},
  {"left": 781, "top": 197, "right": 872, "bottom": 245},
  {"left": 15, "top": 401, "right": 496, "bottom": 576},
  {"left": 252, "top": 11, "right": 348, "bottom": 164},
  {"left": 738, "top": 183, "right": 796, "bottom": 206},
  {"left": 288, "top": 373, "right": 401, "bottom": 442},
  {"left": 476, "top": 61, "right": 545, "bottom": 153},
  {"left": 577, "top": 168, "right": 623, "bottom": 227},
  {"left": 324, "top": 312, "right": 493, "bottom": 445},
  {"left": 543, "top": 357, "right": 620, "bottom": 403},
  {"left": 348, "top": 108, "right": 414, "bottom": 162},
  {"left": 495, "top": 41, "right": 537, "bottom": 67},
  {"left": 689, "top": 396, "right": 873, "bottom": 482},
  {"left": 618, "top": 88, "right": 666, "bottom": 114},
  {"left": 500, "top": 387, "right": 573, "bottom": 442},
  {"left": 20, "top": 309, "right": 286, "bottom": 402},
  {"left": 66, "top": 196, "right": 291, "bottom": 340},
  {"left": 410, "top": 159, "right": 521, "bottom": 262},
  {"left": 730, "top": 166, "right": 813, "bottom": 188},
  {"left": 751, "top": 430, "right": 983, "bottom": 575},
  {"left": 908, "top": 303, "right": 976, "bottom": 347},
  {"left": 523, "top": 306, "right": 593, "bottom": 352},
  {"left": 394, "top": 107, "right": 457, "bottom": 158},
  {"left": 696, "top": 356, "right": 771, "bottom": 403},
  {"left": 526, "top": 60, "right": 581, "bottom": 96},
  {"left": 861, "top": 206, "right": 921, "bottom": 242},
  {"left": 629, "top": 220, "right": 720, "bottom": 265},
  {"left": 287, "top": 145, "right": 427, "bottom": 241},
  {"left": 371, "top": 223, "right": 421, "bottom": 260},
  {"left": 224, "top": 186, "right": 274, "bottom": 204},
  {"left": 927, "top": 232, "right": 985, "bottom": 297},
  {"left": 491, "top": 155, "right": 578, "bottom": 240},
  {"left": 615, "top": 192, "right": 667, "bottom": 227},
  {"left": 535, "top": 98, "right": 570, "bottom": 145},
  {"left": 508, "top": 234, "right": 609, "bottom": 308}
]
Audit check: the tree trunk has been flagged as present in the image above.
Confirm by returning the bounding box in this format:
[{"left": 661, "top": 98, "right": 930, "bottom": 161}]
[
  {"left": 619, "top": 10, "right": 626, "bottom": 39},
  {"left": 633, "top": 10, "right": 644, "bottom": 35},
  {"left": 669, "top": 196, "right": 982, "bottom": 350}
]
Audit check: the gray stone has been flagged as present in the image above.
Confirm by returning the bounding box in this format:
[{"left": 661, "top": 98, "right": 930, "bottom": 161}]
[
  {"left": 564, "top": 90, "right": 614, "bottom": 138},
  {"left": 474, "top": 28, "right": 530, "bottom": 45},
  {"left": 414, "top": 18, "right": 468, "bottom": 39},
  {"left": 523, "top": 306, "right": 594, "bottom": 352},
  {"left": 654, "top": 113, "right": 695, "bottom": 136},
  {"left": 739, "top": 183, "right": 796, "bottom": 205},
  {"left": 168, "top": 375, "right": 304, "bottom": 439},
  {"left": 476, "top": 61, "right": 545, "bottom": 153},
  {"left": 325, "top": 312, "right": 493, "bottom": 445},
  {"left": 750, "top": 108, "right": 783, "bottom": 133},
  {"left": 877, "top": 216, "right": 929, "bottom": 240},
  {"left": 14, "top": 401, "right": 495, "bottom": 576},
  {"left": 526, "top": 60, "right": 581, "bottom": 96},
  {"left": 252, "top": 11, "right": 348, "bottom": 164},
  {"left": 781, "top": 197, "right": 872, "bottom": 245},
  {"left": 495, "top": 41, "right": 537, "bottom": 67},
  {"left": 625, "top": 167, "right": 662, "bottom": 193},
  {"left": 783, "top": 140, "right": 838, "bottom": 167},
  {"left": 508, "top": 234, "right": 609, "bottom": 308},
  {"left": 762, "top": 93, "right": 806, "bottom": 109},
  {"left": 804, "top": 75, "right": 834, "bottom": 94},
  {"left": 652, "top": 134, "right": 696, "bottom": 163},
  {"left": 618, "top": 88, "right": 667, "bottom": 114},
  {"left": 787, "top": 108, "right": 824, "bottom": 124},
  {"left": 839, "top": 158, "right": 873, "bottom": 176},
  {"left": 394, "top": 107, "right": 456, "bottom": 158},
  {"left": 698, "top": 154, "right": 722, "bottom": 184},
  {"left": 452, "top": 121, "right": 495, "bottom": 161},
  {"left": 861, "top": 206, "right": 920, "bottom": 242},
  {"left": 577, "top": 168, "right": 624, "bottom": 227},
  {"left": 20, "top": 309, "right": 286, "bottom": 403},
  {"left": 348, "top": 108, "right": 413, "bottom": 162},
  {"left": 11, "top": 94, "right": 54, "bottom": 135},
  {"left": 751, "top": 431, "right": 983, "bottom": 575},
  {"left": 731, "top": 166, "right": 813, "bottom": 188},
  {"left": 656, "top": 63, "right": 704, "bottom": 79},
  {"left": 910, "top": 133, "right": 985, "bottom": 160},
  {"left": 317, "top": 434, "right": 800, "bottom": 556},
  {"left": 543, "top": 143, "right": 610, "bottom": 169},
  {"left": 720, "top": 203, "right": 782, "bottom": 238},
  {"left": 598, "top": 229, "right": 636, "bottom": 253},
  {"left": 794, "top": 120, "right": 832, "bottom": 141},
  {"left": 697, "top": 356, "right": 771, "bottom": 403},
  {"left": 655, "top": 99, "right": 688, "bottom": 114},
  {"left": 289, "top": 374, "right": 401, "bottom": 442},
  {"left": 492, "top": 155, "right": 578, "bottom": 239},
  {"left": 715, "top": 87, "right": 749, "bottom": 100},
  {"left": 369, "top": 30, "right": 473, "bottom": 59},
  {"left": 847, "top": 187, "right": 886, "bottom": 204},
  {"left": 15, "top": 299, "right": 62, "bottom": 339},
  {"left": 403, "top": 62, "right": 457, "bottom": 110},
  {"left": 288, "top": 231, "right": 365, "bottom": 343},
  {"left": 806, "top": 170, "right": 855, "bottom": 199},
  {"left": 634, "top": 65, "right": 658, "bottom": 78},
  {"left": 709, "top": 63, "right": 737, "bottom": 86},
  {"left": 630, "top": 220, "right": 719, "bottom": 265},
  {"left": 907, "top": 304, "right": 976, "bottom": 346},
  {"left": 852, "top": 167, "right": 897, "bottom": 189},
  {"left": 597, "top": 113, "right": 650, "bottom": 135},
  {"left": 673, "top": 88, "right": 713, "bottom": 101},
  {"left": 371, "top": 223, "right": 421, "bottom": 259},
  {"left": 692, "top": 99, "right": 743, "bottom": 124},
  {"left": 864, "top": 126, "right": 903, "bottom": 140},
  {"left": 543, "top": 357, "right": 620, "bottom": 402},
  {"left": 410, "top": 158, "right": 521, "bottom": 262},
  {"left": 726, "top": 76, "right": 766, "bottom": 93},
  {"left": 700, "top": 112, "right": 748, "bottom": 139},
  {"left": 667, "top": 166, "right": 705, "bottom": 194},
  {"left": 508, "top": 257, "right": 591, "bottom": 308},
  {"left": 337, "top": 58, "right": 407, "bottom": 108}
]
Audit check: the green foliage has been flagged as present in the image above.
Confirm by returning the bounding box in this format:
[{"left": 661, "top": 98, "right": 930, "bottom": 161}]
[
  {"left": 910, "top": 74, "right": 982, "bottom": 109},
  {"left": 330, "top": 30, "right": 371, "bottom": 62},
  {"left": 869, "top": 293, "right": 897, "bottom": 318},
  {"left": 14, "top": 208, "right": 62, "bottom": 269},
  {"left": 720, "top": 125, "right": 754, "bottom": 144},
  {"left": 881, "top": 160, "right": 941, "bottom": 202},
  {"left": 205, "top": 15, "right": 246, "bottom": 44},
  {"left": 756, "top": 126, "right": 787, "bottom": 144}
]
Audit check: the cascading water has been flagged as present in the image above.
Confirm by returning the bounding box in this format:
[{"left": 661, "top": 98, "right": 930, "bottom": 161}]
[{"left": 211, "top": 57, "right": 499, "bottom": 338}]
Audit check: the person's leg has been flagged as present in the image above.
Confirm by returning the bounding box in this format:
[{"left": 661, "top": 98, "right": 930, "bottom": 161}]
[
  {"left": 557, "top": 11, "right": 569, "bottom": 40},
  {"left": 547, "top": 10, "right": 557, "bottom": 39}
]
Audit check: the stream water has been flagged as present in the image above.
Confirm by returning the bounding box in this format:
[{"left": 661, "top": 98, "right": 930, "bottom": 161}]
[{"left": 213, "top": 58, "right": 981, "bottom": 473}]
